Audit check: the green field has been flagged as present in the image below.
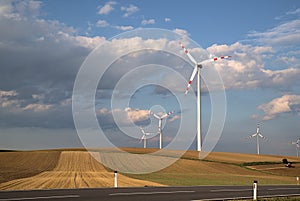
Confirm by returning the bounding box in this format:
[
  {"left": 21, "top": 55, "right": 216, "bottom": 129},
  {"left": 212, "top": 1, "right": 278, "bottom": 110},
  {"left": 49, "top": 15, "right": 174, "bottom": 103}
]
[{"left": 123, "top": 148, "right": 300, "bottom": 186}]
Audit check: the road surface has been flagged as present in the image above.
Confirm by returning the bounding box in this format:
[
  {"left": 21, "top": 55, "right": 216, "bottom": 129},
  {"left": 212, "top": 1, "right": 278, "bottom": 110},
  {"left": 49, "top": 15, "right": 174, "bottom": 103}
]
[{"left": 0, "top": 185, "right": 300, "bottom": 201}]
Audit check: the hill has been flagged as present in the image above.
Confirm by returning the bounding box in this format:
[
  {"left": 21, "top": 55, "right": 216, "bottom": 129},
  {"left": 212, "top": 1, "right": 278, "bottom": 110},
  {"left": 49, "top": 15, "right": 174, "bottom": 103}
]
[
  {"left": 0, "top": 148, "right": 299, "bottom": 190},
  {"left": 0, "top": 150, "right": 163, "bottom": 190},
  {"left": 122, "top": 148, "right": 300, "bottom": 186}
]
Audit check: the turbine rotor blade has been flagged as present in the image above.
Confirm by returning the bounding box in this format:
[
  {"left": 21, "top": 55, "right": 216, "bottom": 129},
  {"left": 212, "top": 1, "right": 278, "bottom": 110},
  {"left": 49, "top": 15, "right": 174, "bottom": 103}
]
[
  {"left": 258, "top": 134, "right": 267, "bottom": 140},
  {"left": 153, "top": 113, "right": 160, "bottom": 119},
  {"left": 161, "top": 110, "right": 174, "bottom": 119},
  {"left": 180, "top": 42, "right": 198, "bottom": 65},
  {"left": 199, "top": 55, "right": 231, "bottom": 65},
  {"left": 140, "top": 127, "right": 146, "bottom": 134},
  {"left": 185, "top": 66, "right": 198, "bottom": 95},
  {"left": 139, "top": 134, "right": 146, "bottom": 143},
  {"left": 248, "top": 133, "right": 257, "bottom": 138}
]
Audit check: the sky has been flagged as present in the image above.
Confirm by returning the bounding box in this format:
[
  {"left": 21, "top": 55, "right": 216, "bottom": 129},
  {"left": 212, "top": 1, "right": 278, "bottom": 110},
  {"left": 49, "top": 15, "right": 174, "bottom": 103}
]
[{"left": 0, "top": 0, "right": 300, "bottom": 156}]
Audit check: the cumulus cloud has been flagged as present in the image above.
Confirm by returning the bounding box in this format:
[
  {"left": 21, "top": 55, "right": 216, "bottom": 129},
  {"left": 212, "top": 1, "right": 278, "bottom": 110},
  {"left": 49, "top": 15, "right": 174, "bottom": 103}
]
[
  {"left": 113, "top": 25, "right": 134, "bottom": 31},
  {"left": 165, "top": 18, "right": 171, "bottom": 22},
  {"left": 0, "top": 90, "right": 18, "bottom": 108},
  {"left": 97, "top": 107, "right": 151, "bottom": 127},
  {"left": 1, "top": 0, "right": 299, "bottom": 132},
  {"left": 23, "top": 103, "right": 52, "bottom": 112},
  {"left": 258, "top": 94, "right": 300, "bottom": 120},
  {"left": 121, "top": 4, "right": 139, "bottom": 17},
  {"left": 98, "top": 1, "right": 116, "bottom": 15},
  {"left": 206, "top": 42, "right": 300, "bottom": 90},
  {"left": 168, "top": 114, "right": 180, "bottom": 123},
  {"left": 173, "top": 28, "right": 190, "bottom": 37},
  {"left": 0, "top": 0, "right": 105, "bottom": 128},
  {"left": 96, "top": 19, "right": 109, "bottom": 27},
  {"left": 141, "top": 18, "right": 155, "bottom": 25}
]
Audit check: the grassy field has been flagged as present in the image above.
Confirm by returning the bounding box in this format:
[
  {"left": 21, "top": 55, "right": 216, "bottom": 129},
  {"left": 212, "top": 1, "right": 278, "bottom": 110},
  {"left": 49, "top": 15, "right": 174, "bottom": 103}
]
[
  {"left": 0, "top": 148, "right": 300, "bottom": 190},
  {"left": 123, "top": 148, "right": 300, "bottom": 186}
]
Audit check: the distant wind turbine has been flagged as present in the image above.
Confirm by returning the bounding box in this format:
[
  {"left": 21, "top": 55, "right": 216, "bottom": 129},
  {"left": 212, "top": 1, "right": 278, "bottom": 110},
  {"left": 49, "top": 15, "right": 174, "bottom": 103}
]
[
  {"left": 247, "top": 124, "right": 267, "bottom": 155},
  {"left": 139, "top": 127, "right": 157, "bottom": 149},
  {"left": 291, "top": 138, "right": 300, "bottom": 157},
  {"left": 151, "top": 110, "right": 174, "bottom": 149}
]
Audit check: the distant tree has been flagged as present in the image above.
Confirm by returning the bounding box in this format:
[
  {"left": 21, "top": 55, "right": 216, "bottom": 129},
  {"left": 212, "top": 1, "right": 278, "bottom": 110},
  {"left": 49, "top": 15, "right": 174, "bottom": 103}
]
[{"left": 282, "top": 158, "right": 288, "bottom": 164}]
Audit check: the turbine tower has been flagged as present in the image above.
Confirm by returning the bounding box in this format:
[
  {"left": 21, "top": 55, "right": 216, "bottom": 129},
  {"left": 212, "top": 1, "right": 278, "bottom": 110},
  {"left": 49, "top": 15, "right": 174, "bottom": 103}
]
[
  {"left": 291, "top": 138, "right": 300, "bottom": 157},
  {"left": 247, "top": 124, "right": 267, "bottom": 155},
  {"left": 139, "top": 127, "right": 157, "bottom": 149},
  {"left": 152, "top": 111, "right": 174, "bottom": 149},
  {"left": 180, "top": 42, "right": 231, "bottom": 152}
]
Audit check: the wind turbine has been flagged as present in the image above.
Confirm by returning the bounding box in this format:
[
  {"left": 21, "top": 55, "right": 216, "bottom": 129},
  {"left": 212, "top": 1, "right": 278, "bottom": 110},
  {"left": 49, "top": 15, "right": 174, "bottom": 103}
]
[
  {"left": 291, "top": 138, "right": 300, "bottom": 157},
  {"left": 139, "top": 127, "right": 157, "bottom": 149},
  {"left": 151, "top": 110, "right": 174, "bottom": 149},
  {"left": 247, "top": 124, "right": 267, "bottom": 155},
  {"left": 180, "top": 42, "right": 231, "bottom": 152}
]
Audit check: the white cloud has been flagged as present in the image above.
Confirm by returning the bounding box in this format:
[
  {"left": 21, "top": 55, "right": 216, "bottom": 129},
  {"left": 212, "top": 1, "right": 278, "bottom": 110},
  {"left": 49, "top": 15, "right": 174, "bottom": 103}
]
[
  {"left": 98, "top": 1, "right": 116, "bottom": 15},
  {"left": 0, "top": 90, "right": 52, "bottom": 112},
  {"left": 113, "top": 25, "right": 134, "bottom": 31},
  {"left": 206, "top": 42, "right": 300, "bottom": 90},
  {"left": 0, "top": 90, "right": 17, "bottom": 97},
  {"left": 173, "top": 28, "right": 190, "bottom": 37},
  {"left": 97, "top": 107, "right": 150, "bottom": 126},
  {"left": 258, "top": 94, "right": 300, "bottom": 120},
  {"left": 23, "top": 103, "right": 52, "bottom": 112},
  {"left": 0, "top": 0, "right": 13, "bottom": 17},
  {"left": 0, "top": 0, "right": 100, "bottom": 128},
  {"left": 168, "top": 115, "right": 180, "bottom": 123},
  {"left": 248, "top": 19, "right": 300, "bottom": 46},
  {"left": 141, "top": 19, "right": 155, "bottom": 25},
  {"left": 0, "top": 90, "right": 18, "bottom": 108},
  {"left": 165, "top": 18, "right": 171, "bottom": 22},
  {"left": 121, "top": 4, "right": 139, "bottom": 17},
  {"left": 286, "top": 8, "right": 300, "bottom": 16},
  {"left": 74, "top": 35, "right": 106, "bottom": 50},
  {"left": 96, "top": 19, "right": 109, "bottom": 27}
]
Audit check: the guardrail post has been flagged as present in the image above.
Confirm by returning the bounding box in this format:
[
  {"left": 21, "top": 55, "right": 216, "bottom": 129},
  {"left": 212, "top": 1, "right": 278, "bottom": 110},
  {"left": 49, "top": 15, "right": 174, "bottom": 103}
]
[
  {"left": 253, "top": 180, "right": 258, "bottom": 200},
  {"left": 297, "top": 177, "right": 299, "bottom": 185}
]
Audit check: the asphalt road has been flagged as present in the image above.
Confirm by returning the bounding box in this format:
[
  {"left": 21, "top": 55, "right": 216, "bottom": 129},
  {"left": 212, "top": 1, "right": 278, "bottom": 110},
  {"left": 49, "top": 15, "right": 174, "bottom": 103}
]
[{"left": 0, "top": 185, "right": 300, "bottom": 201}]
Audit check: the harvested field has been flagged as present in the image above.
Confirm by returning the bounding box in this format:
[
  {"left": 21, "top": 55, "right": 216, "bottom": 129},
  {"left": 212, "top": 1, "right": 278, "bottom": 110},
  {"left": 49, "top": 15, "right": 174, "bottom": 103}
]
[
  {"left": 0, "top": 151, "right": 60, "bottom": 183},
  {"left": 0, "top": 151, "right": 163, "bottom": 190},
  {"left": 1, "top": 148, "right": 300, "bottom": 190}
]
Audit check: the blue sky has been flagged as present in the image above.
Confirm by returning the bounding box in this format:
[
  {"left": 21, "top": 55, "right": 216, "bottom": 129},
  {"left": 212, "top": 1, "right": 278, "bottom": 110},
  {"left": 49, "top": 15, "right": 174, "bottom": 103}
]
[{"left": 0, "top": 0, "right": 300, "bottom": 156}]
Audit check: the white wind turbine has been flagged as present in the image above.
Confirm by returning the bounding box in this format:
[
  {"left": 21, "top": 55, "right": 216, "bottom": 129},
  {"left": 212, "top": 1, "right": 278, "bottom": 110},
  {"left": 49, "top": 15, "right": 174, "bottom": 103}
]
[
  {"left": 180, "top": 42, "right": 231, "bottom": 152},
  {"left": 151, "top": 110, "right": 174, "bottom": 149},
  {"left": 291, "top": 138, "right": 300, "bottom": 157},
  {"left": 247, "top": 124, "right": 267, "bottom": 155},
  {"left": 139, "top": 127, "right": 157, "bottom": 149}
]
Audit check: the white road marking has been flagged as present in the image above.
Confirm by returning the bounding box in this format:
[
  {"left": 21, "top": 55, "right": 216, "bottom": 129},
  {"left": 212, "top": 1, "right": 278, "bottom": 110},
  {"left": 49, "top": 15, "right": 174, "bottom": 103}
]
[
  {"left": 210, "top": 188, "right": 251, "bottom": 192},
  {"left": 194, "top": 194, "right": 300, "bottom": 201},
  {"left": 194, "top": 196, "right": 251, "bottom": 201},
  {"left": 0, "top": 195, "right": 80, "bottom": 201},
  {"left": 268, "top": 187, "right": 300, "bottom": 190},
  {"left": 110, "top": 190, "right": 195, "bottom": 196}
]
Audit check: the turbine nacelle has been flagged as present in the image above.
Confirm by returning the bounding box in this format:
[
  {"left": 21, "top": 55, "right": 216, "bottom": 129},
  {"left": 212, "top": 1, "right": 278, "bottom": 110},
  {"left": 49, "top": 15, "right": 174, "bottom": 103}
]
[
  {"left": 150, "top": 110, "right": 174, "bottom": 149},
  {"left": 246, "top": 124, "right": 268, "bottom": 155}
]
